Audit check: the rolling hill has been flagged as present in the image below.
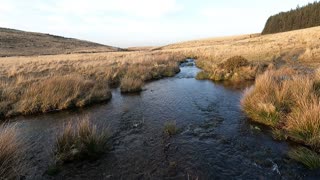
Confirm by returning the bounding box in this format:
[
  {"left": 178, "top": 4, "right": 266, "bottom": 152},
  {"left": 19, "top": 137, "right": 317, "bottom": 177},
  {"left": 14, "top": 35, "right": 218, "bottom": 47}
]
[
  {"left": 158, "top": 26, "right": 320, "bottom": 65},
  {"left": 0, "top": 28, "right": 122, "bottom": 57}
]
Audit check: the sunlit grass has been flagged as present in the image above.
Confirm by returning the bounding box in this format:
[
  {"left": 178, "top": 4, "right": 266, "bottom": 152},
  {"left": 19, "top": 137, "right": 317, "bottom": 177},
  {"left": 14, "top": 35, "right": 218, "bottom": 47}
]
[
  {"left": 0, "top": 51, "right": 184, "bottom": 118},
  {"left": 242, "top": 67, "right": 320, "bottom": 151},
  {"left": 120, "top": 77, "right": 144, "bottom": 93}
]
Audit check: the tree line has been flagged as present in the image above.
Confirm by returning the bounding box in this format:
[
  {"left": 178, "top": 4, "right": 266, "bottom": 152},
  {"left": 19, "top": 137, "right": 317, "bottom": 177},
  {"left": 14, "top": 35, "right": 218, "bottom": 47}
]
[{"left": 262, "top": 1, "right": 320, "bottom": 34}]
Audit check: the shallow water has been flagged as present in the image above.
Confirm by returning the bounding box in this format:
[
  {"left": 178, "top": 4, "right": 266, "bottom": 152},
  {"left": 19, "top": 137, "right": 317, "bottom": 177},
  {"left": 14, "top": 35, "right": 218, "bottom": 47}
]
[{"left": 12, "top": 59, "right": 320, "bottom": 179}]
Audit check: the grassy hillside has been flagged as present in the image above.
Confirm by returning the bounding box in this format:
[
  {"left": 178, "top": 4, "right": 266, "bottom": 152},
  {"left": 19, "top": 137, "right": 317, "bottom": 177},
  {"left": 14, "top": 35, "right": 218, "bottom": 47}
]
[
  {"left": 0, "top": 28, "right": 122, "bottom": 57},
  {"left": 262, "top": 1, "right": 320, "bottom": 34},
  {"left": 159, "top": 26, "right": 320, "bottom": 66}
]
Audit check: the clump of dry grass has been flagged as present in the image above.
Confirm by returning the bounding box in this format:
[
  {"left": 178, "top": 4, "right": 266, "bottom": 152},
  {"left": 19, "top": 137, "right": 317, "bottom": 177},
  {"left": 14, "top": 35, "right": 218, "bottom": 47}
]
[
  {"left": 55, "top": 117, "right": 110, "bottom": 163},
  {"left": 286, "top": 100, "right": 320, "bottom": 148},
  {"left": 197, "top": 56, "right": 270, "bottom": 82},
  {"left": 241, "top": 67, "right": 320, "bottom": 151},
  {"left": 218, "top": 56, "right": 249, "bottom": 71},
  {"left": 120, "top": 76, "right": 144, "bottom": 93},
  {"left": 241, "top": 67, "right": 320, "bottom": 167},
  {"left": 0, "top": 124, "right": 26, "bottom": 179},
  {"left": 241, "top": 68, "right": 297, "bottom": 126},
  {"left": 195, "top": 71, "right": 210, "bottom": 80},
  {"left": 16, "top": 75, "right": 111, "bottom": 115},
  {"left": 0, "top": 75, "right": 111, "bottom": 117}
]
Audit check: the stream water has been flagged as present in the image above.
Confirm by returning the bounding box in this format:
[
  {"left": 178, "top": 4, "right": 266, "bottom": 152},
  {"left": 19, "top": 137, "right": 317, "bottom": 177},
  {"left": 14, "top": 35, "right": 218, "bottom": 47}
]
[{"left": 12, "top": 59, "right": 320, "bottom": 179}]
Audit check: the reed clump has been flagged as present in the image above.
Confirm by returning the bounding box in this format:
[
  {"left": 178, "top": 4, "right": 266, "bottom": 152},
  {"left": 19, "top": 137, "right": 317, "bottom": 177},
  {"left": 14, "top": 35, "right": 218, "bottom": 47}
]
[
  {"left": 55, "top": 117, "right": 110, "bottom": 163},
  {"left": 242, "top": 67, "right": 320, "bottom": 153},
  {"left": 120, "top": 76, "right": 144, "bottom": 93},
  {"left": 288, "top": 147, "right": 320, "bottom": 170},
  {"left": 196, "top": 56, "right": 270, "bottom": 82},
  {"left": 0, "top": 124, "right": 26, "bottom": 179},
  {"left": 164, "top": 121, "right": 177, "bottom": 136}
]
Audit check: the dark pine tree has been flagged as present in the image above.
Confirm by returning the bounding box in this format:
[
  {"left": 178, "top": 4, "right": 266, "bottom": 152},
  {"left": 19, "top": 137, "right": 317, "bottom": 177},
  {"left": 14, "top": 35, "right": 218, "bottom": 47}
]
[{"left": 262, "top": 1, "right": 320, "bottom": 34}]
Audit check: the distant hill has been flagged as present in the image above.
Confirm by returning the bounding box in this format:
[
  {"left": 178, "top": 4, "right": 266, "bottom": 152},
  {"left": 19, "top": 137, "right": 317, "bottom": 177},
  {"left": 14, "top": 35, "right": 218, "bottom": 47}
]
[
  {"left": 262, "top": 1, "right": 320, "bottom": 34},
  {"left": 158, "top": 34, "right": 261, "bottom": 50},
  {"left": 126, "top": 46, "right": 158, "bottom": 51},
  {"left": 0, "top": 28, "right": 122, "bottom": 57}
]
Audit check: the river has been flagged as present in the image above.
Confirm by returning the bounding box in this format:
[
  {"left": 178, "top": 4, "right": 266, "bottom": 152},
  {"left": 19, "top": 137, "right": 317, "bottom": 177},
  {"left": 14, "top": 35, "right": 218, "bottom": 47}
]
[{"left": 11, "top": 59, "right": 319, "bottom": 179}]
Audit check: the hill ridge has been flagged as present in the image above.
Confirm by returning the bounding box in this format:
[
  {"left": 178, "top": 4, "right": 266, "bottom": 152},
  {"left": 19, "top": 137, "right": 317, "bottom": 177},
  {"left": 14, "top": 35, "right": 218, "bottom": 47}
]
[{"left": 0, "top": 27, "right": 122, "bottom": 57}]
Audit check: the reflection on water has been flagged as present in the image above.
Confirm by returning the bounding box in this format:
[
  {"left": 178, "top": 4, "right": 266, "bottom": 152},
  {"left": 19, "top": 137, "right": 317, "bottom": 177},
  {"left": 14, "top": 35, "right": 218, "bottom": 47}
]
[{"left": 11, "top": 60, "right": 320, "bottom": 179}]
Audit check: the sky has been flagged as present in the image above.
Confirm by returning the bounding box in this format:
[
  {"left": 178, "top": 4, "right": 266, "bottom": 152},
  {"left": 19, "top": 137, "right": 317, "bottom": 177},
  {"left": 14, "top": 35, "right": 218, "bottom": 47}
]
[{"left": 0, "top": 0, "right": 316, "bottom": 47}]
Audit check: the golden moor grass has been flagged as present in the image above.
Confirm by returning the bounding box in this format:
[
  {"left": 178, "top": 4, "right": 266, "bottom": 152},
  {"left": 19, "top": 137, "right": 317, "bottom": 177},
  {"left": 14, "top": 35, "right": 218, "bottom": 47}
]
[
  {"left": 0, "top": 51, "right": 184, "bottom": 118},
  {"left": 196, "top": 56, "right": 270, "bottom": 82},
  {"left": 241, "top": 67, "right": 320, "bottom": 151},
  {"left": 217, "top": 56, "right": 249, "bottom": 71},
  {"left": 16, "top": 75, "right": 111, "bottom": 115},
  {"left": 0, "top": 124, "right": 26, "bottom": 179},
  {"left": 160, "top": 26, "right": 320, "bottom": 65},
  {"left": 55, "top": 117, "right": 110, "bottom": 163},
  {"left": 159, "top": 26, "right": 320, "bottom": 87},
  {"left": 120, "top": 76, "right": 144, "bottom": 93}
]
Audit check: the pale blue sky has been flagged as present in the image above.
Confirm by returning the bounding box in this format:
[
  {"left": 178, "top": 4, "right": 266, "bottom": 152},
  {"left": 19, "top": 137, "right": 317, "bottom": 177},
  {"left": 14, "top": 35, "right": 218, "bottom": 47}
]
[{"left": 0, "top": 0, "right": 316, "bottom": 47}]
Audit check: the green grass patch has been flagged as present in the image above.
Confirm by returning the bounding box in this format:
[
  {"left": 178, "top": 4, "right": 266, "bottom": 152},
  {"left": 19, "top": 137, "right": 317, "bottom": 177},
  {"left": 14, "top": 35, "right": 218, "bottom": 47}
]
[
  {"left": 164, "top": 121, "right": 177, "bottom": 136},
  {"left": 272, "top": 128, "right": 287, "bottom": 141},
  {"left": 288, "top": 147, "right": 320, "bottom": 170}
]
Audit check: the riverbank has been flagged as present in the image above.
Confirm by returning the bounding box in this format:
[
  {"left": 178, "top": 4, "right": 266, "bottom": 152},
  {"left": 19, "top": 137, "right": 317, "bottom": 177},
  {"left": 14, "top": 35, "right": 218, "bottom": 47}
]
[
  {"left": 241, "top": 66, "right": 320, "bottom": 168},
  {"left": 0, "top": 51, "right": 184, "bottom": 119}
]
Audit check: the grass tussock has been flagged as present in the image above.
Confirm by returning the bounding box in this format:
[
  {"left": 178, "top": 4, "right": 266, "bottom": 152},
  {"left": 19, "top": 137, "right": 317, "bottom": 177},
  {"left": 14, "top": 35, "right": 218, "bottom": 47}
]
[
  {"left": 196, "top": 56, "right": 270, "bottom": 82},
  {"left": 241, "top": 67, "right": 320, "bottom": 151},
  {"left": 0, "top": 124, "right": 26, "bottom": 179},
  {"left": 218, "top": 56, "right": 249, "bottom": 71},
  {"left": 120, "top": 76, "right": 144, "bottom": 93},
  {"left": 55, "top": 117, "right": 110, "bottom": 163},
  {"left": 195, "top": 71, "right": 210, "bottom": 80},
  {"left": 17, "top": 75, "right": 111, "bottom": 115},
  {"left": 288, "top": 147, "right": 320, "bottom": 170},
  {"left": 0, "top": 51, "right": 184, "bottom": 119},
  {"left": 164, "top": 121, "right": 177, "bottom": 136},
  {"left": 272, "top": 128, "right": 287, "bottom": 141}
]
